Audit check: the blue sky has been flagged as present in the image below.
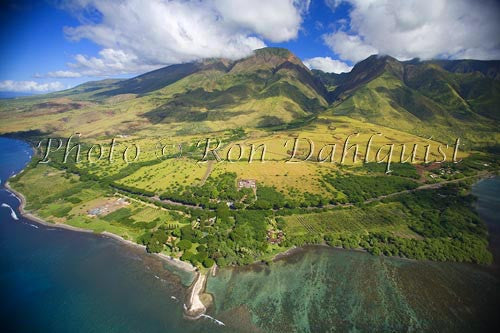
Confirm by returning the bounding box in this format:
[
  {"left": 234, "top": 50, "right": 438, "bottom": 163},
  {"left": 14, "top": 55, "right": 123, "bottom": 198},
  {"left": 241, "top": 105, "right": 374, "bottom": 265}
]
[{"left": 1, "top": 0, "right": 499, "bottom": 94}]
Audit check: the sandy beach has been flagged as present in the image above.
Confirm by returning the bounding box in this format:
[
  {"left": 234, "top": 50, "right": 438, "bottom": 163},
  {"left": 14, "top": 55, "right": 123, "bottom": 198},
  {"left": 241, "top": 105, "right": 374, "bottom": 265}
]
[{"left": 184, "top": 272, "right": 208, "bottom": 319}]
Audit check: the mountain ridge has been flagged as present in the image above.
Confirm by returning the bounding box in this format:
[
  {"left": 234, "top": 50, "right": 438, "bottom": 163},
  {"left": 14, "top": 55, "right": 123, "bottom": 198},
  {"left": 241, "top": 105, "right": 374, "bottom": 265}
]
[
  {"left": 1, "top": 47, "right": 499, "bottom": 145},
  {"left": 316, "top": 53, "right": 500, "bottom": 145}
]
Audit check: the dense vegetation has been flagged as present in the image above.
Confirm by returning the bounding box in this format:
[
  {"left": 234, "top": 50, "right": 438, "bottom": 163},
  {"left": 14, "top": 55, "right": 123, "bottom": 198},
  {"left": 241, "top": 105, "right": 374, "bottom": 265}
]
[
  {"left": 323, "top": 174, "right": 418, "bottom": 203},
  {"left": 319, "top": 183, "right": 493, "bottom": 264},
  {"left": 361, "top": 162, "right": 420, "bottom": 179},
  {"left": 136, "top": 206, "right": 272, "bottom": 267},
  {"left": 160, "top": 172, "right": 251, "bottom": 208},
  {"left": 136, "top": 180, "right": 493, "bottom": 266}
]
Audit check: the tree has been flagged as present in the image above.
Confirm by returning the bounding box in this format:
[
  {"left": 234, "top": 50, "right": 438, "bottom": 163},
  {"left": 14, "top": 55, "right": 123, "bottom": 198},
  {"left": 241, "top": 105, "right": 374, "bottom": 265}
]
[
  {"left": 181, "top": 251, "right": 195, "bottom": 262},
  {"left": 215, "top": 257, "right": 227, "bottom": 267},
  {"left": 146, "top": 238, "right": 164, "bottom": 253},
  {"left": 177, "top": 239, "right": 192, "bottom": 251},
  {"left": 216, "top": 204, "right": 230, "bottom": 223},
  {"left": 171, "top": 228, "right": 181, "bottom": 237},
  {"left": 203, "top": 257, "right": 215, "bottom": 268},
  {"left": 195, "top": 251, "right": 208, "bottom": 262}
]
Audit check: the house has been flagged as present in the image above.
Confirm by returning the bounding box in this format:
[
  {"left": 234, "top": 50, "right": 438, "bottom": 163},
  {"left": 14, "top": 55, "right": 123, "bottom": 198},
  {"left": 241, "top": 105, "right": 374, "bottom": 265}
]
[
  {"left": 87, "top": 208, "right": 103, "bottom": 216},
  {"left": 87, "top": 197, "right": 129, "bottom": 217},
  {"left": 238, "top": 179, "right": 256, "bottom": 189},
  {"left": 266, "top": 229, "right": 284, "bottom": 244}
]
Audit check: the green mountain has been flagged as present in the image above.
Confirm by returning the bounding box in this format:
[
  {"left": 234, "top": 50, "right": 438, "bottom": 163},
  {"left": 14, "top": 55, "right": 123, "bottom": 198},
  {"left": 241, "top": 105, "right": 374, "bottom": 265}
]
[
  {"left": 1, "top": 47, "right": 499, "bottom": 146},
  {"left": 317, "top": 55, "right": 500, "bottom": 146},
  {"left": 61, "top": 47, "right": 329, "bottom": 127},
  {"left": 428, "top": 59, "right": 500, "bottom": 80},
  {"left": 139, "top": 48, "right": 329, "bottom": 127}
]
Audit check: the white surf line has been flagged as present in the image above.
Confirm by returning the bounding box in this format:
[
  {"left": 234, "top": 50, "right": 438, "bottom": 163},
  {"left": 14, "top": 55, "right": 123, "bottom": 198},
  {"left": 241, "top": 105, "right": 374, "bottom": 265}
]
[
  {"left": 1, "top": 203, "right": 19, "bottom": 220},
  {"left": 9, "top": 192, "right": 20, "bottom": 201},
  {"left": 3, "top": 186, "right": 22, "bottom": 202},
  {"left": 199, "top": 314, "right": 225, "bottom": 326}
]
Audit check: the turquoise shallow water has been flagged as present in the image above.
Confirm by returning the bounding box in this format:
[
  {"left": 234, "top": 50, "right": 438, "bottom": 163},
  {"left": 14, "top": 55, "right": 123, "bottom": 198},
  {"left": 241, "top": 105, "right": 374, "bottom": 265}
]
[
  {"left": 1, "top": 137, "right": 499, "bottom": 332},
  {"left": 208, "top": 246, "right": 499, "bottom": 332},
  {"left": 206, "top": 177, "right": 500, "bottom": 332}
]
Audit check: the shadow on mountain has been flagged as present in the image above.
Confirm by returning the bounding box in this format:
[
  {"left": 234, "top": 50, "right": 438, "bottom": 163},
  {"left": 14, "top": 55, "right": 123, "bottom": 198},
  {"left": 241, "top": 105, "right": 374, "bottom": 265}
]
[
  {"left": 1, "top": 129, "right": 50, "bottom": 145},
  {"left": 95, "top": 63, "right": 204, "bottom": 97},
  {"left": 141, "top": 73, "right": 326, "bottom": 124}
]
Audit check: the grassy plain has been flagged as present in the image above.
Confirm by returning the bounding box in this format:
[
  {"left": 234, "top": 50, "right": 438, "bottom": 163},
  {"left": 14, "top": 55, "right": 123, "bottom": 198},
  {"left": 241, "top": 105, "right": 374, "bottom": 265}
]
[{"left": 11, "top": 163, "right": 189, "bottom": 243}]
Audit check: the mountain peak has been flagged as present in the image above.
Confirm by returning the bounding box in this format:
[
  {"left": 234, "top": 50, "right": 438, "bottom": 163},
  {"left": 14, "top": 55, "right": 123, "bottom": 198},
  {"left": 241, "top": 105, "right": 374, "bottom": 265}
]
[
  {"left": 253, "top": 47, "right": 294, "bottom": 58},
  {"left": 229, "top": 47, "right": 305, "bottom": 74},
  {"left": 328, "top": 54, "right": 403, "bottom": 98},
  {"left": 360, "top": 54, "right": 400, "bottom": 66}
]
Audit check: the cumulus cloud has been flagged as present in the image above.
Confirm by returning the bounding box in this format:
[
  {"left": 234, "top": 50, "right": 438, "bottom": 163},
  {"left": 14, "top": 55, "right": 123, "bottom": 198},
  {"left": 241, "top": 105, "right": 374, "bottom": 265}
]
[
  {"left": 68, "top": 48, "right": 159, "bottom": 77},
  {"left": 0, "top": 80, "right": 66, "bottom": 93},
  {"left": 323, "top": 32, "right": 377, "bottom": 63},
  {"left": 60, "top": 0, "right": 309, "bottom": 76},
  {"left": 47, "top": 70, "right": 82, "bottom": 78},
  {"left": 324, "top": 0, "right": 500, "bottom": 63},
  {"left": 214, "top": 0, "right": 308, "bottom": 42},
  {"left": 303, "top": 56, "right": 352, "bottom": 73}
]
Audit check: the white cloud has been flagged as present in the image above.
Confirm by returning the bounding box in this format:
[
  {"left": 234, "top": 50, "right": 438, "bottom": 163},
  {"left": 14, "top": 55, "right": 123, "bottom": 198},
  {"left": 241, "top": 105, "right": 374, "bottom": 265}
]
[
  {"left": 303, "top": 57, "right": 352, "bottom": 73},
  {"left": 214, "top": 0, "right": 307, "bottom": 42},
  {"left": 323, "top": 32, "right": 377, "bottom": 63},
  {"left": 324, "top": 0, "right": 500, "bottom": 63},
  {"left": 0, "top": 80, "right": 66, "bottom": 93},
  {"left": 68, "top": 48, "right": 159, "bottom": 77},
  {"left": 47, "top": 70, "right": 82, "bottom": 78},
  {"left": 60, "top": 0, "right": 309, "bottom": 76}
]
